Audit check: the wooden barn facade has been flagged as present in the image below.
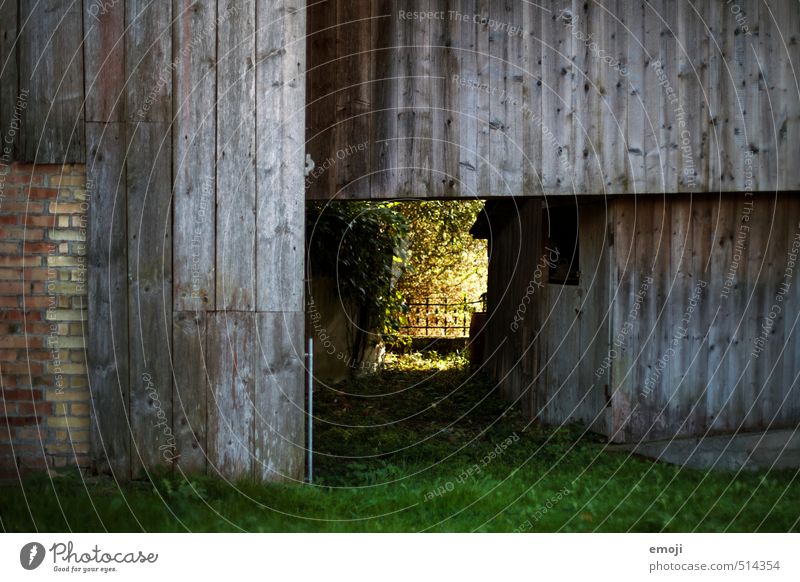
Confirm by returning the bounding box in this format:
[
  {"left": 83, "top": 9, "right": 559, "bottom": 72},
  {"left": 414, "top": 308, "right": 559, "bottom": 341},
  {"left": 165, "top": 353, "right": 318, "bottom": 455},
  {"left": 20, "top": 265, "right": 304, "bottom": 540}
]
[{"left": 0, "top": 0, "right": 798, "bottom": 478}]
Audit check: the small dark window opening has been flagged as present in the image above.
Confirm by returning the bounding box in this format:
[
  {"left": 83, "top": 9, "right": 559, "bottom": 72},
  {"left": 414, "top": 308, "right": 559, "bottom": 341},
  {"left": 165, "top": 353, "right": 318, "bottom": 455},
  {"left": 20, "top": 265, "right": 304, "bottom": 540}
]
[{"left": 543, "top": 205, "right": 580, "bottom": 286}]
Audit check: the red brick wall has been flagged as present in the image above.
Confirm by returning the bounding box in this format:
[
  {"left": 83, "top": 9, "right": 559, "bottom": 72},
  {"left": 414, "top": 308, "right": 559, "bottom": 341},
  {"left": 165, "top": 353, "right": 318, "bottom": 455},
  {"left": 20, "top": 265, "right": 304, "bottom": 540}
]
[{"left": 0, "top": 162, "right": 91, "bottom": 478}]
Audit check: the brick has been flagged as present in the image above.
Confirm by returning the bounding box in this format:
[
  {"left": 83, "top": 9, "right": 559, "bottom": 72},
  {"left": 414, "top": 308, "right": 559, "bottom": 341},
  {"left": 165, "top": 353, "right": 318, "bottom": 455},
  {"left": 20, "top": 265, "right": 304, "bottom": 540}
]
[
  {"left": 46, "top": 309, "right": 86, "bottom": 322},
  {"left": 0, "top": 281, "right": 28, "bottom": 294},
  {"left": 45, "top": 362, "right": 86, "bottom": 375},
  {"left": 17, "top": 402, "right": 53, "bottom": 416},
  {"left": 2, "top": 416, "right": 43, "bottom": 427},
  {"left": 0, "top": 227, "right": 44, "bottom": 241},
  {"left": 23, "top": 215, "right": 57, "bottom": 228},
  {"left": 50, "top": 202, "right": 85, "bottom": 214},
  {"left": 16, "top": 427, "right": 46, "bottom": 441},
  {"left": 46, "top": 389, "right": 88, "bottom": 402},
  {"left": 0, "top": 336, "right": 42, "bottom": 348},
  {"left": 70, "top": 403, "right": 90, "bottom": 416},
  {"left": 0, "top": 215, "right": 17, "bottom": 225},
  {"left": 0, "top": 256, "right": 41, "bottom": 267},
  {"left": 24, "top": 296, "right": 55, "bottom": 309},
  {"left": 48, "top": 176, "right": 84, "bottom": 187},
  {"left": 0, "top": 310, "right": 42, "bottom": 321},
  {"left": 3, "top": 172, "right": 42, "bottom": 185},
  {"left": 47, "top": 416, "right": 90, "bottom": 429},
  {"left": 0, "top": 297, "right": 18, "bottom": 307},
  {"left": 20, "top": 267, "right": 49, "bottom": 281},
  {"left": 47, "top": 228, "right": 86, "bottom": 242},
  {"left": 0, "top": 202, "right": 44, "bottom": 213},
  {"left": 0, "top": 349, "right": 18, "bottom": 360},
  {"left": 2, "top": 389, "right": 44, "bottom": 401},
  {"left": 44, "top": 281, "right": 85, "bottom": 295},
  {"left": 47, "top": 256, "right": 84, "bottom": 268},
  {"left": 0, "top": 242, "right": 20, "bottom": 254},
  {"left": 1, "top": 363, "right": 43, "bottom": 375},
  {"left": 27, "top": 188, "right": 60, "bottom": 199},
  {"left": 23, "top": 242, "right": 55, "bottom": 254}
]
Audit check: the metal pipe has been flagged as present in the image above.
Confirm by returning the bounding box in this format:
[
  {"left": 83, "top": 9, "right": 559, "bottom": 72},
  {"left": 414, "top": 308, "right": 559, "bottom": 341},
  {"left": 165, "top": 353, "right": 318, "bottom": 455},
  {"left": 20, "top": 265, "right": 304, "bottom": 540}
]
[{"left": 307, "top": 337, "right": 313, "bottom": 484}]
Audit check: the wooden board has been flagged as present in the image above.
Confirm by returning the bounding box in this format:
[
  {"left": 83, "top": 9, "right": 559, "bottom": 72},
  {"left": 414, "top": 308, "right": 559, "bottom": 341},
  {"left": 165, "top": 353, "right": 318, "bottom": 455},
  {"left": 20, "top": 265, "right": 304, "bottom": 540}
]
[
  {"left": 87, "top": 122, "right": 130, "bottom": 479},
  {"left": 172, "top": 0, "right": 217, "bottom": 311},
  {"left": 172, "top": 311, "right": 209, "bottom": 474},
  {"left": 126, "top": 0, "right": 172, "bottom": 122},
  {"left": 83, "top": 0, "right": 125, "bottom": 122},
  {"left": 255, "top": 0, "right": 305, "bottom": 313},
  {"left": 126, "top": 121, "right": 174, "bottom": 478},
  {"left": 215, "top": 0, "right": 256, "bottom": 311},
  {"left": 207, "top": 312, "right": 255, "bottom": 479},
  {"left": 0, "top": 0, "right": 19, "bottom": 150},
  {"left": 254, "top": 312, "right": 305, "bottom": 482},
  {"left": 17, "top": 0, "right": 85, "bottom": 163}
]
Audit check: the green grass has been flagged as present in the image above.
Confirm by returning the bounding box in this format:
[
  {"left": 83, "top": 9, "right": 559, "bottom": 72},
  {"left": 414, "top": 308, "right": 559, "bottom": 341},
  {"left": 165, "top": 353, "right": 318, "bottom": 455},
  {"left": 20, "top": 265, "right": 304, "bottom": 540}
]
[{"left": 1, "top": 351, "right": 798, "bottom": 532}]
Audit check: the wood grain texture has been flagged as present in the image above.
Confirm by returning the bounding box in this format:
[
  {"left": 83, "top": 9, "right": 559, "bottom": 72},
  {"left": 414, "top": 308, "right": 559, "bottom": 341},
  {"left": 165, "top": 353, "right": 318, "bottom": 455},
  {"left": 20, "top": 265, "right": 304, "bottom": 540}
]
[
  {"left": 207, "top": 312, "right": 255, "bottom": 479},
  {"left": 216, "top": 0, "right": 256, "bottom": 311},
  {"left": 126, "top": 121, "right": 174, "bottom": 478},
  {"left": 17, "top": 0, "right": 84, "bottom": 163},
  {"left": 0, "top": 0, "right": 19, "bottom": 151},
  {"left": 84, "top": 0, "right": 125, "bottom": 122},
  {"left": 305, "top": 1, "right": 800, "bottom": 199},
  {"left": 256, "top": 0, "right": 306, "bottom": 313},
  {"left": 87, "top": 122, "right": 130, "bottom": 479},
  {"left": 126, "top": 0, "right": 172, "bottom": 122},
  {"left": 172, "top": 311, "right": 209, "bottom": 474},
  {"left": 254, "top": 312, "right": 305, "bottom": 482},
  {"left": 173, "top": 0, "right": 217, "bottom": 311}
]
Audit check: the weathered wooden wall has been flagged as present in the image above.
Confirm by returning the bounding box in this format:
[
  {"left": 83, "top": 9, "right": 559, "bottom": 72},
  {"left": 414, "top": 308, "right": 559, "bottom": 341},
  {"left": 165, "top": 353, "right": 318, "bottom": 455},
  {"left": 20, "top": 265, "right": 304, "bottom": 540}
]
[
  {"left": 610, "top": 194, "right": 800, "bottom": 442},
  {"left": 480, "top": 198, "right": 610, "bottom": 433},
  {"left": 482, "top": 194, "right": 800, "bottom": 443},
  {"left": 1, "top": 0, "right": 312, "bottom": 481},
  {"left": 307, "top": 0, "right": 800, "bottom": 199}
]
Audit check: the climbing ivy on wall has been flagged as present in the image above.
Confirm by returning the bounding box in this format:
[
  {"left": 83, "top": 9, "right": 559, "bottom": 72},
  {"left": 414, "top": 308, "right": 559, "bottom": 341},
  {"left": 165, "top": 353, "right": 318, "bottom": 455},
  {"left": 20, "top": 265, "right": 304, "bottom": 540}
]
[{"left": 306, "top": 201, "right": 409, "bottom": 347}]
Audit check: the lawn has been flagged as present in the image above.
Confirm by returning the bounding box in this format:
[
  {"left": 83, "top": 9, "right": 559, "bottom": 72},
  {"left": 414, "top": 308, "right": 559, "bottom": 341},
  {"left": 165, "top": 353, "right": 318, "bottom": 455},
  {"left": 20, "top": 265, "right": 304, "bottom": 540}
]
[{"left": 1, "top": 352, "right": 798, "bottom": 533}]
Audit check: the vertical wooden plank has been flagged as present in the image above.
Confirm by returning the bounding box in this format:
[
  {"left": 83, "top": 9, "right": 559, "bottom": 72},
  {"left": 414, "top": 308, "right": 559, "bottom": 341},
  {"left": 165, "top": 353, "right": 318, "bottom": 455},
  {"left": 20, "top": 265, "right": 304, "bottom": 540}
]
[
  {"left": 430, "top": 0, "right": 460, "bottom": 198},
  {"left": 127, "top": 121, "right": 173, "bottom": 478},
  {"left": 773, "top": 4, "right": 800, "bottom": 191},
  {"left": 609, "top": 197, "right": 639, "bottom": 442},
  {"left": 84, "top": 0, "right": 125, "bottom": 122},
  {"left": 334, "top": 0, "right": 372, "bottom": 194},
  {"left": 625, "top": 1, "right": 646, "bottom": 194},
  {"left": 601, "top": 0, "right": 628, "bottom": 195},
  {"left": 487, "top": 0, "right": 521, "bottom": 197},
  {"left": 216, "top": 0, "right": 256, "bottom": 310},
  {"left": 660, "top": 0, "right": 680, "bottom": 193},
  {"left": 676, "top": 0, "right": 709, "bottom": 193},
  {"left": 256, "top": 0, "right": 306, "bottom": 313},
  {"left": 705, "top": 195, "right": 737, "bottom": 432},
  {"left": 172, "top": 311, "right": 208, "bottom": 474},
  {"left": 0, "top": 0, "right": 19, "bottom": 147},
  {"left": 706, "top": 0, "right": 735, "bottom": 193},
  {"left": 474, "top": 0, "right": 492, "bottom": 196},
  {"left": 254, "top": 312, "right": 305, "bottom": 482},
  {"left": 126, "top": 0, "right": 172, "bottom": 122},
  {"left": 87, "top": 122, "right": 130, "bottom": 478},
  {"left": 207, "top": 312, "right": 255, "bottom": 478},
  {"left": 540, "top": 0, "right": 573, "bottom": 194},
  {"left": 173, "top": 0, "right": 217, "bottom": 311},
  {"left": 305, "top": 0, "right": 336, "bottom": 200},
  {"left": 570, "top": 0, "right": 592, "bottom": 194},
  {"left": 457, "top": 0, "right": 479, "bottom": 198},
  {"left": 742, "top": 0, "right": 761, "bottom": 191},
  {"left": 370, "top": 1, "right": 398, "bottom": 199},
  {"left": 18, "top": 0, "right": 84, "bottom": 162},
  {"left": 578, "top": 202, "right": 612, "bottom": 433},
  {"left": 642, "top": 0, "right": 664, "bottom": 193},
  {"left": 522, "top": 0, "right": 543, "bottom": 195},
  {"left": 412, "top": 0, "right": 433, "bottom": 197}
]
